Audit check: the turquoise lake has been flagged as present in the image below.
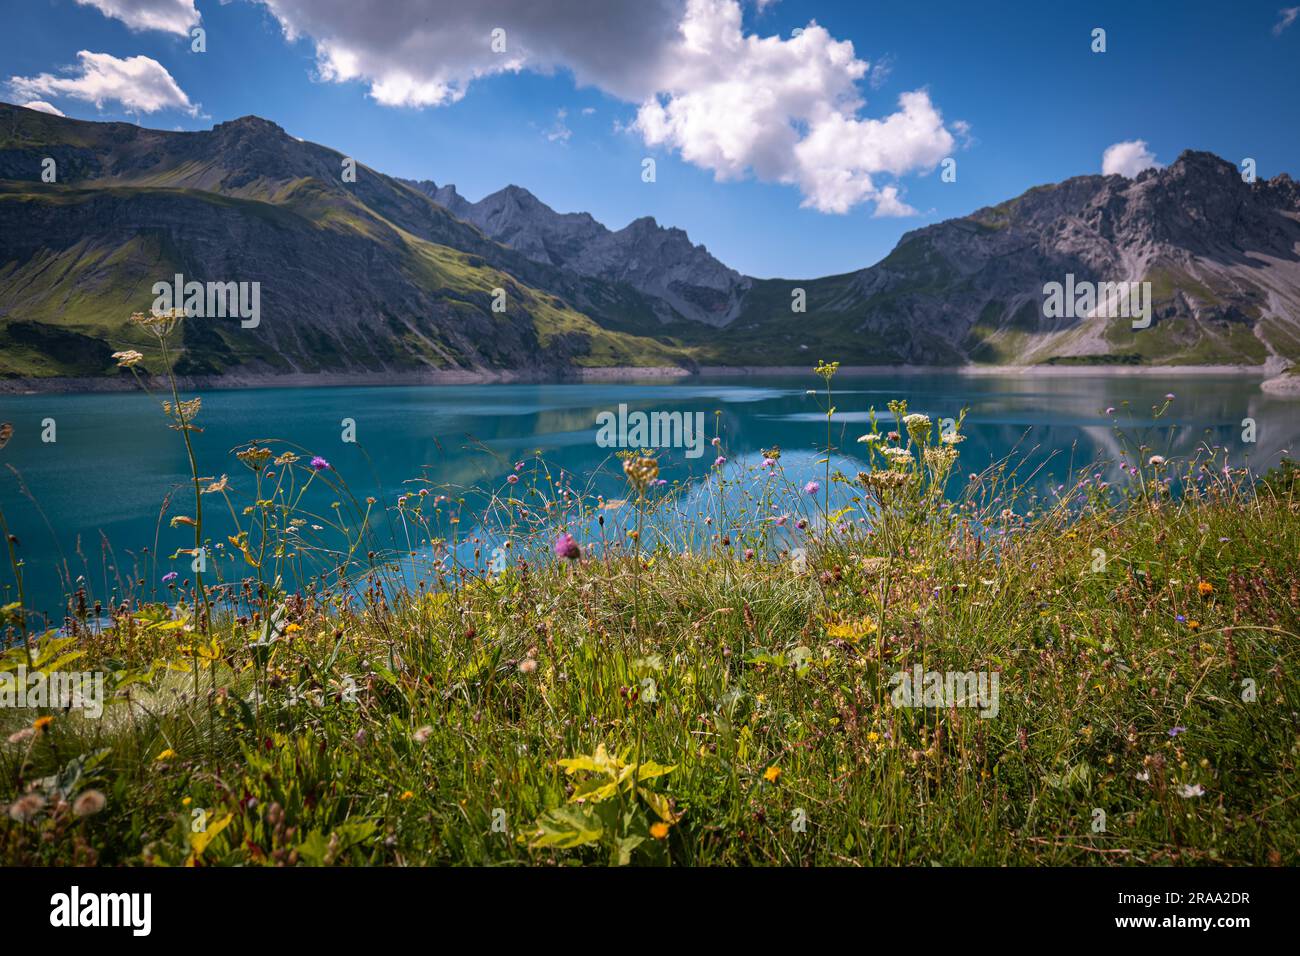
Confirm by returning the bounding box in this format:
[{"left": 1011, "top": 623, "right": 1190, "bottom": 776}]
[{"left": 0, "top": 373, "right": 1294, "bottom": 617}]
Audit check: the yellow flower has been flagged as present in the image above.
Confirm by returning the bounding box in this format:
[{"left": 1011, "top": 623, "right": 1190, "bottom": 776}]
[
  {"left": 1197, "top": 581, "right": 1214, "bottom": 596},
  {"left": 1187, "top": 620, "right": 1201, "bottom": 631},
  {"left": 824, "top": 617, "right": 878, "bottom": 642},
  {"left": 622, "top": 456, "right": 659, "bottom": 494},
  {"left": 32, "top": 715, "right": 54, "bottom": 733},
  {"left": 182, "top": 796, "right": 192, "bottom": 807},
  {"left": 650, "top": 822, "right": 670, "bottom": 840},
  {"left": 282, "top": 623, "right": 302, "bottom": 635},
  {"left": 155, "top": 748, "right": 177, "bottom": 761},
  {"left": 763, "top": 765, "right": 782, "bottom": 784},
  {"left": 399, "top": 791, "right": 414, "bottom": 801},
  {"left": 866, "top": 732, "right": 880, "bottom": 744}
]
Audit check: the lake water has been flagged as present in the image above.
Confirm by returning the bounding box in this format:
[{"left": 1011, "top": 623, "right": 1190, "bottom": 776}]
[{"left": 0, "top": 372, "right": 1293, "bottom": 617}]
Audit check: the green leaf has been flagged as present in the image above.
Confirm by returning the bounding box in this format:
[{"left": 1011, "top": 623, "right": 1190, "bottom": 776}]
[
  {"left": 615, "top": 834, "right": 645, "bottom": 866},
  {"left": 528, "top": 804, "right": 604, "bottom": 850}
]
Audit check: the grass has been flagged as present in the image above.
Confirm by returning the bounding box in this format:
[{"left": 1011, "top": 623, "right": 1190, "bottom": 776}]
[{"left": 0, "top": 350, "right": 1298, "bottom": 867}]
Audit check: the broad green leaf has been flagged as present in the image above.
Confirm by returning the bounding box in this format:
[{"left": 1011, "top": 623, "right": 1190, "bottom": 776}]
[{"left": 528, "top": 804, "right": 603, "bottom": 850}]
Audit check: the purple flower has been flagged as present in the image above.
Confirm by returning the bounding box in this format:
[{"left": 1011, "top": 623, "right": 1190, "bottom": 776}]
[
  {"left": 554, "top": 532, "right": 580, "bottom": 561},
  {"left": 507, "top": 474, "right": 519, "bottom": 484},
  {"left": 1105, "top": 407, "right": 1116, "bottom": 415},
  {"left": 311, "top": 456, "right": 330, "bottom": 471},
  {"left": 1176, "top": 614, "right": 1186, "bottom": 623},
  {"left": 161, "top": 572, "right": 178, "bottom": 583},
  {"left": 714, "top": 456, "right": 727, "bottom": 468},
  {"left": 804, "top": 480, "right": 821, "bottom": 495},
  {"left": 1168, "top": 726, "right": 1187, "bottom": 737},
  {"left": 763, "top": 457, "right": 776, "bottom": 468},
  {"left": 1165, "top": 393, "right": 1175, "bottom": 400}
]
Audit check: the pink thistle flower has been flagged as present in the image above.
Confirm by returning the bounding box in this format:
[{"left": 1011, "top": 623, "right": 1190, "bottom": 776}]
[{"left": 554, "top": 532, "right": 581, "bottom": 561}]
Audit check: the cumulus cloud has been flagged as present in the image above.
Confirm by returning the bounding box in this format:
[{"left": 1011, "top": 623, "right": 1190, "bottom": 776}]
[
  {"left": 1274, "top": 7, "right": 1299, "bottom": 35},
  {"left": 871, "top": 185, "right": 916, "bottom": 218},
  {"left": 21, "top": 100, "right": 66, "bottom": 116},
  {"left": 9, "top": 51, "right": 197, "bottom": 115},
  {"left": 1102, "top": 139, "right": 1161, "bottom": 178},
  {"left": 253, "top": 0, "right": 954, "bottom": 215},
  {"left": 637, "top": 3, "right": 953, "bottom": 213},
  {"left": 74, "top": 0, "right": 200, "bottom": 36},
  {"left": 255, "top": 0, "right": 682, "bottom": 107}
]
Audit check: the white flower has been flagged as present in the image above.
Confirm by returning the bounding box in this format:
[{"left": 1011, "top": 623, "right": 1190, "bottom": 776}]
[
  {"left": 1135, "top": 771, "right": 1150, "bottom": 782},
  {"left": 858, "top": 433, "right": 882, "bottom": 443},
  {"left": 940, "top": 431, "right": 966, "bottom": 444},
  {"left": 1148, "top": 455, "right": 1166, "bottom": 466},
  {"left": 111, "top": 349, "right": 144, "bottom": 368},
  {"left": 1177, "top": 783, "right": 1205, "bottom": 798}
]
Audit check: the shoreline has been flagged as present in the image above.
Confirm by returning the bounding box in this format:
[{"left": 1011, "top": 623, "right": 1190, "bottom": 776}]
[{"left": 0, "top": 362, "right": 1284, "bottom": 396}]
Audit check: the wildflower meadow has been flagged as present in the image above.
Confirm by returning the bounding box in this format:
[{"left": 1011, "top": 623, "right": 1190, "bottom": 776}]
[{"left": 1, "top": 327, "right": 1297, "bottom": 868}]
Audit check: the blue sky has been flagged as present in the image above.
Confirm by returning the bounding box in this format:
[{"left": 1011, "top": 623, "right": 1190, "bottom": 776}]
[{"left": 4, "top": 0, "right": 1298, "bottom": 278}]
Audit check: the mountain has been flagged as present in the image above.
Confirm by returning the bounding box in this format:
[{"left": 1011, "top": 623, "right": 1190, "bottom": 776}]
[
  {"left": 404, "top": 180, "right": 750, "bottom": 327},
  {"left": 1, "top": 101, "right": 1298, "bottom": 386},
  {"left": 680, "top": 151, "right": 1300, "bottom": 369},
  {"left": 0, "top": 103, "right": 690, "bottom": 382}
]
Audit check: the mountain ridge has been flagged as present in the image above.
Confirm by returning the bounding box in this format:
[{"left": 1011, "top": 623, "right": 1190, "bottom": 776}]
[
  {"left": 2, "top": 102, "right": 1298, "bottom": 386},
  {"left": 403, "top": 178, "right": 751, "bottom": 327}
]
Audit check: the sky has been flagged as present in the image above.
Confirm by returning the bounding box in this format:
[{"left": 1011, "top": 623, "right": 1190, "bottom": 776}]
[{"left": 2, "top": 0, "right": 1298, "bottom": 278}]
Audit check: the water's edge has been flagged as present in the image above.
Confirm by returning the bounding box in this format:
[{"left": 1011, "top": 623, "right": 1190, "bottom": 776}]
[{"left": 0, "top": 363, "right": 1282, "bottom": 396}]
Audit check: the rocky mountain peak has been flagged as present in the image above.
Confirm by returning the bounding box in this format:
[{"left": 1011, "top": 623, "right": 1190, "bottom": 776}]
[{"left": 413, "top": 180, "right": 750, "bottom": 326}]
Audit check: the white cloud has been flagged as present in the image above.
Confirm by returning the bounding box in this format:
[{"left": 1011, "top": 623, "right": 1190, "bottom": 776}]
[
  {"left": 253, "top": 0, "right": 953, "bottom": 215},
  {"left": 545, "top": 108, "right": 572, "bottom": 143},
  {"left": 1274, "top": 7, "right": 1299, "bottom": 35},
  {"left": 871, "top": 185, "right": 916, "bottom": 218},
  {"left": 636, "top": 2, "right": 953, "bottom": 214},
  {"left": 868, "top": 53, "right": 893, "bottom": 90},
  {"left": 21, "top": 100, "right": 66, "bottom": 116},
  {"left": 9, "top": 51, "right": 197, "bottom": 115},
  {"left": 255, "top": 0, "right": 683, "bottom": 107},
  {"left": 1101, "top": 139, "right": 1161, "bottom": 178},
  {"left": 75, "top": 0, "right": 200, "bottom": 36}
]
